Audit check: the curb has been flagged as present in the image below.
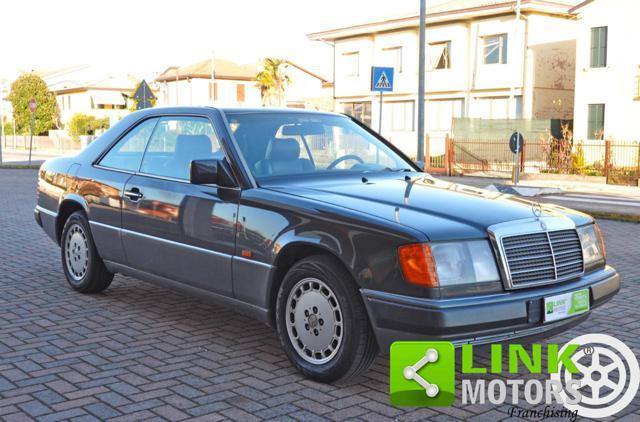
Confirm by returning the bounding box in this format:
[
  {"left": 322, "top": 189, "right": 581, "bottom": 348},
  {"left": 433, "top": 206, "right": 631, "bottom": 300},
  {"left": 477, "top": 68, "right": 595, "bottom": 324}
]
[
  {"left": 0, "top": 164, "right": 41, "bottom": 170},
  {"left": 580, "top": 211, "right": 640, "bottom": 224}
]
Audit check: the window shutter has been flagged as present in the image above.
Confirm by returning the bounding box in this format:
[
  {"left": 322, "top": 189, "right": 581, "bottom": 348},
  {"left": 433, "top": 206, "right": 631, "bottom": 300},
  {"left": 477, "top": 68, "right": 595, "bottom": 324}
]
[
  {"left": 501, "top": 34, "right": 508, "bottom": 64},
  {"left": 600, "top": 27, "right": 607, "bottom": 67},
  {"left": 236, "top": 84, "right": 246, "bottom": 103}
]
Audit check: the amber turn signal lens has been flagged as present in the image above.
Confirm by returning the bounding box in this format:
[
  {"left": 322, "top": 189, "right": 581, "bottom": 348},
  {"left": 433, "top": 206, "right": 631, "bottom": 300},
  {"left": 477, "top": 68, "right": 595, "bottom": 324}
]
[
  {"left": 594, "top": 223, "right": 606, "bottom": 258},
  {"left": 398, "top": 243, "right": 439, "bottom": 287}
]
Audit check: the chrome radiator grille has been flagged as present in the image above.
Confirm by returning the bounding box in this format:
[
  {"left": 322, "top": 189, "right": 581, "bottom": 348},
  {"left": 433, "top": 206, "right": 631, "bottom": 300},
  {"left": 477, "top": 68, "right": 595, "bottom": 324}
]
[{"left": 501, "top": 229, "right": 584, "bottom": 287}]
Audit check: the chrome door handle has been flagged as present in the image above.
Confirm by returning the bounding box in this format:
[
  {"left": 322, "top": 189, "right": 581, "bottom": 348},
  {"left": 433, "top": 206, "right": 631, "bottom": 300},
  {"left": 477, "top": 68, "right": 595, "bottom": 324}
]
[{"left": 124, "top": 189, "right": 143, "bottom": 201}]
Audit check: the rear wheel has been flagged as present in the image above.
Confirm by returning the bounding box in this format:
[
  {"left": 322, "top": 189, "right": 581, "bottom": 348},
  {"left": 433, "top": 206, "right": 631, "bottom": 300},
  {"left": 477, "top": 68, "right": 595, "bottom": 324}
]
[
  {"left": 61, "top": 211, "right": 113, "bottom": 293},
  {"left": 276, "top": 255, "right": 378, "bottom": 382}
]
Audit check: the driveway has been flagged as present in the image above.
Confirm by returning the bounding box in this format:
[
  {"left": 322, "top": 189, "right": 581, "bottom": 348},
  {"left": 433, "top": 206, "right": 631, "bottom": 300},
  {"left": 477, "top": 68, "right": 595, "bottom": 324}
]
[{"left": 0, "top": 169, "right": 638, "bottom": 421}]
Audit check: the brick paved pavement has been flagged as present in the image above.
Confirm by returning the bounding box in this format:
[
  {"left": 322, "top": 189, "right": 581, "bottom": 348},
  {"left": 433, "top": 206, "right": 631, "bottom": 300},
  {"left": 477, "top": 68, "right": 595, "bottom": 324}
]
[{"left": 0, "top": 169, "right": 638, "bottom": 421}]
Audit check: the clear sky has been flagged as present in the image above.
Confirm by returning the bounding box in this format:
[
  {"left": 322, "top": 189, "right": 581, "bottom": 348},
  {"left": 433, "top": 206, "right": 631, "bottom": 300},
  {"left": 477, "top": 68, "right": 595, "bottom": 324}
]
[{"left": 1, "top": 0, "right": 442, "bottom": 81}]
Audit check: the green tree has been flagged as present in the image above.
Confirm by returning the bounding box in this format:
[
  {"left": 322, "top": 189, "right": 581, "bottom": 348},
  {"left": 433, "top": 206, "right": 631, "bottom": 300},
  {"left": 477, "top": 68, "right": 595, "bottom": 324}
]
[
  {"left": 7, "top": 74, "right": 57, "bottom": 135},
  {"left": 255, "top": 58, "right": 291, "bottom": 106},
  {"left": 67, "top": 113, "right": 110, "bottom": 140}
]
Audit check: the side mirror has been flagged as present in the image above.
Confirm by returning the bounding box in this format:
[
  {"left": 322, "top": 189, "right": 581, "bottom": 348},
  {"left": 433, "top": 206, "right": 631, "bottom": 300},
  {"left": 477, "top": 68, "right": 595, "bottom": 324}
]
[{"left": 190, "top": 159, "right": 236, "bottom": 187}]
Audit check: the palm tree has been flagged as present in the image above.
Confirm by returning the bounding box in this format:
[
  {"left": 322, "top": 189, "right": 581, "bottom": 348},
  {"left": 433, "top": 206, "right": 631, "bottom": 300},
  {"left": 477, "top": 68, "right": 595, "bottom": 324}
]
[{"left": 255, "top": 58, "right": 291, "bottom": 106}]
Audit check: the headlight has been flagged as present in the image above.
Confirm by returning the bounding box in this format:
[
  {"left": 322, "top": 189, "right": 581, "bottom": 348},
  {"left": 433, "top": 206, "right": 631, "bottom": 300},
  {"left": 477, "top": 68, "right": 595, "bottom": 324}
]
[
  {"left": 577, "top": 224, "right": 606, "bottom": 270},
  {"left": 398, "top": 240, "right": 500, "bottom": 287},
  {"left": 431, "top": 240, "right": 500, "bottom": 286}
]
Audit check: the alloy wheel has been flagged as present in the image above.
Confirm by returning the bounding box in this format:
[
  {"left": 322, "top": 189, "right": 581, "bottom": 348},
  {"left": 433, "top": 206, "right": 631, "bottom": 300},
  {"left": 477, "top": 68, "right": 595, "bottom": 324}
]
[
  {"left": 285, "top": 277, "right": 344, "bottom": 364},
  {"left": 65, "top": 223, "right": 89, "bottom": 281}
]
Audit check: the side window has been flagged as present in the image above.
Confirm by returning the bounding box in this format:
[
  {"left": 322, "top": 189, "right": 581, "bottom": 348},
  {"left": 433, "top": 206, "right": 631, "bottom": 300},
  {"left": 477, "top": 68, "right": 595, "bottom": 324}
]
[
  {"left": 139, "top": 116, "right": 222, "bottom": 180},
  {"left": 99, "top": 118, "right": 158, "bottom": 171}
]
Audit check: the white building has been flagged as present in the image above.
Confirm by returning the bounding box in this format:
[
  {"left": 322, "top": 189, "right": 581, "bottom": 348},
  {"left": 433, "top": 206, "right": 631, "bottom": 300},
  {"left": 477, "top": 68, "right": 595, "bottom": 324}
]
[
  {"left": 571, "top": 0, "right": 640, "bottom": 142},
  {"left": 155, "top": 58, "right": 332, "bottom": 110},
  {"left": 41, "top": 66, "right": 138, "bottom": 127},
  {"left": 155, "top": 59, "right": 261, "bottom": 107},
  {"left": 308, "top": 0, "right": 578, "bottom": 158},
  {"left": 276, "top": 61, "right": 334, "bottom": 110}
]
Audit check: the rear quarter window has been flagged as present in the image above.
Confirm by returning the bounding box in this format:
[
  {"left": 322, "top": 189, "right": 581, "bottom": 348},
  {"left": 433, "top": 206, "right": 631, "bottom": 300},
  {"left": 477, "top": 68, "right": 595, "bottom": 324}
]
[{"left": 99, "top": 118, "right": 159, "bottom": 172}]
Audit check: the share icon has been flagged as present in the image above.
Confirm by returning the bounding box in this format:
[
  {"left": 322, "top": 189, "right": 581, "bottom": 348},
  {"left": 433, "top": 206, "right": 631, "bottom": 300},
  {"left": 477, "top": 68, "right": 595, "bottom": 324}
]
[{"left": 402, "top": 348, "right": 440, "bottom": 397}]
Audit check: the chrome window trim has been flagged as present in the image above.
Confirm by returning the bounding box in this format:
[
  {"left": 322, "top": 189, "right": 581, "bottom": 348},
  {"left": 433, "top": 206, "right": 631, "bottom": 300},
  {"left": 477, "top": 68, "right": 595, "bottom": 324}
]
[
  {"left": 94, "top": 116, "right": 161, "bottom": 170},
  {"left": 93, "top": 164, "right": 136, "bottom": 175},
  {"left": 94, "top": 113, "right": 242, "bottom": 189},
  {"left": 487, "top": 216, "right": 584, "bottom": 290},
  {"left": 133, "top": 171, "right": 241, "bottom": 191}
]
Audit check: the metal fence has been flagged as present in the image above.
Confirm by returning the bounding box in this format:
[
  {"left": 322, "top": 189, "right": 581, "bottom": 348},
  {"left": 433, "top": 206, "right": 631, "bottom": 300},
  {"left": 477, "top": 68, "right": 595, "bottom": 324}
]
[
  {"left": 1, "top": 135, "right": 83, "bottom": 152},
  {"left": 428, "top": 137, "right": 640, "bottom": 186}
]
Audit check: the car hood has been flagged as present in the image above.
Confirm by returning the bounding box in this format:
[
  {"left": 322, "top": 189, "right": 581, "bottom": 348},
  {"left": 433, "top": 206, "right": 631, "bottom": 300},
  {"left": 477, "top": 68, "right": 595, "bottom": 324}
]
[{"left": 265, "top": 174, "right": 592, "bottom": 241}]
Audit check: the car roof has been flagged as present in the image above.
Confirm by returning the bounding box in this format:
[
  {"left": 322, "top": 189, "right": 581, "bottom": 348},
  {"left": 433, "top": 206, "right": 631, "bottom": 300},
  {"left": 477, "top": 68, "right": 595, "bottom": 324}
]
[
  {"left": 131, "top": 105, "right": 344, "bottom": 118},
  {"left": 220, "top": 107, "right": 342, "bottom": 117}
]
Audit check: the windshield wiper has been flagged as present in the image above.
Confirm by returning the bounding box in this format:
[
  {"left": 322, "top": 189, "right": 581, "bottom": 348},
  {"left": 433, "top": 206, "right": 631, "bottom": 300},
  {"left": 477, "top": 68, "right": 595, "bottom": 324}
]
[{"left": 383, "top": 167, "right": 413, "bottom": 172}]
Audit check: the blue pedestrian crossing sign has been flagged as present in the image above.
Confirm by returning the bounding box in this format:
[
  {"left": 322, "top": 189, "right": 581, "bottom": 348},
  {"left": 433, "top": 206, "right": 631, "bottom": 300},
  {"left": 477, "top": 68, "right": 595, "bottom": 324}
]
[{"left": 371, "top": 66, "right": 394, "bottom": 92}]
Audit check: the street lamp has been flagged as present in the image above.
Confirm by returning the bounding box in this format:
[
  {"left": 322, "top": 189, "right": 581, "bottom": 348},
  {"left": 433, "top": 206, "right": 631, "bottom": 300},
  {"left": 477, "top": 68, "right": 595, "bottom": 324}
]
[{"left": 417, "top": 0, "right": 426, "bottom": 166}]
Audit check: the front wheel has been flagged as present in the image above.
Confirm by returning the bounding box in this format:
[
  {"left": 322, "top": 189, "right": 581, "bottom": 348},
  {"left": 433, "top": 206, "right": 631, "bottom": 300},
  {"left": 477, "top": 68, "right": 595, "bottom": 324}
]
[
  {"left": 276, "top": 255, "right": 378, "bottom": 382},
  {"left": 61, "top": 211, "right": 113, "bottom": 293}
]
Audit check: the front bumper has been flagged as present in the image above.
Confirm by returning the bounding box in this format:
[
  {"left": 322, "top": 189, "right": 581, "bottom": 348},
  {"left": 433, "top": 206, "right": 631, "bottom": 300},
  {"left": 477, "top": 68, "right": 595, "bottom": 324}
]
[{"left": 361, "top": 266, "right": 619, "bottom": 353}]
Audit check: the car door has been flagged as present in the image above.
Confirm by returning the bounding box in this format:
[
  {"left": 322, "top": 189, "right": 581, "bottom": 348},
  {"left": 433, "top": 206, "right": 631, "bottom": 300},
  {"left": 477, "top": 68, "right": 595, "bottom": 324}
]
[
  {"left": 89, "top": 117, "right": 160, "bottom": 264},
  {"left": 121, "top": 115, "right": 238, "bottom": 296}
]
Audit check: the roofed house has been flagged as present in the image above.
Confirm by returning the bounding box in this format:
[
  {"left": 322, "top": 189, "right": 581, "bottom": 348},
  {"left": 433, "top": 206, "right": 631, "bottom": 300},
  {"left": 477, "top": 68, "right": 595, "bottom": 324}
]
[
  {"left": 155, "top": 58, "right": 333, "bottom": 110},
  {"left": 308, "top": 0, "right": 579, "bottom": 158},
  {"left": 155, "top": 59, "right": 260, "bottom": 107},
  {"left": 40, "top": 66, "right": 139, "bottom": 127}
]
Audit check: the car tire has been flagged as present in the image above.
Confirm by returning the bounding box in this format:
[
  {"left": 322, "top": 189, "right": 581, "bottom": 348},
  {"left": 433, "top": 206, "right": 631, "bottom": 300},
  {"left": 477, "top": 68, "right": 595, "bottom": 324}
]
[
  {"left": 60, "top": 211, "right": 113, "bottom": 293},
  {"left": 276, "top": 254, "right": 378, "bottom": 382}
]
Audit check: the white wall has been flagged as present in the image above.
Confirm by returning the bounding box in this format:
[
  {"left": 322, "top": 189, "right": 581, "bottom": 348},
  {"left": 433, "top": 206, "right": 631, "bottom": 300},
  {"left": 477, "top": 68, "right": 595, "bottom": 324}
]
[
  {"left": 335, "top": 36, "right": 375, "bottom": 98},
  {"left": 284, "top": 65, "right": 328, "bottom": 106},
  {"left": 56, "top": 90, "right": 130, "bottom": 127},
  {"left": 158, "top": 78, "right": 261, "bottom": 107},
  {"left": 573, "top": 0, "right": 640, "bottom": 141},
  {"left": 527, "top": 14, "right": 576, "bottom": 120},
  {"left": 332, "top": 12, "right": 577, "bottom": 158}
]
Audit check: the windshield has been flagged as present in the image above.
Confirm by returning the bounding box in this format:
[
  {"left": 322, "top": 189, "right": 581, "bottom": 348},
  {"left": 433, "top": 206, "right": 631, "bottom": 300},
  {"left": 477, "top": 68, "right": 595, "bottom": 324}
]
[{"left": 225, "top": 112, "right": 414, "bottom": 180}]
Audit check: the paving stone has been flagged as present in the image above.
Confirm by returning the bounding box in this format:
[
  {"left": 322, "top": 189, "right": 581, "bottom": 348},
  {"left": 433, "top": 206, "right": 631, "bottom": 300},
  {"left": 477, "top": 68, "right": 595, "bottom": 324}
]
[{"left": 0, "top": 169, "right": 638, "bottom": 421}]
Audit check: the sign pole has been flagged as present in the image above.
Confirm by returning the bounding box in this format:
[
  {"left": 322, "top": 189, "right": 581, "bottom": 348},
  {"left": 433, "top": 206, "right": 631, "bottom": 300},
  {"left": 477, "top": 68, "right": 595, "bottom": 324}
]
[
  {"left": 371, "top": 65, "right": 394, "bottom": 163},
  {"left": 513, "top": 150, "right": 519, "bottom": 185},
  {"left": 28, "top": 112, "right": 34, "bottom": 165},
  {"left": 378, "top": 90, "right": 383, "bottom": 134},
  {"left": 509, "top": 131, "right": 523, "bottom": 185},
  {"left": 377, "top": 91, "right": 383, "bottom": 163},
  {"left": 28, "top": 98, "right": 37, "bottom": 165}
]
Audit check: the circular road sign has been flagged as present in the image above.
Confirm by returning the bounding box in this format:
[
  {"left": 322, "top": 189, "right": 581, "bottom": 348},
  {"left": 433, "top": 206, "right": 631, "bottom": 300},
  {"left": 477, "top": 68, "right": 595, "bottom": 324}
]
[
  {"left": 509, "top": 131, "right": 524, "bottom": 154},
  {"left": 29, "top": 98, "right": 37, "bottom": 113}
]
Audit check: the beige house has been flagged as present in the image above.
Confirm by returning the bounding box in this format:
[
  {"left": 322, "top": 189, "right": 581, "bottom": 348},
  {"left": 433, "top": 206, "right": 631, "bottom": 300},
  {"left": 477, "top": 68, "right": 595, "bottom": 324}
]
[
  {"left": 41, "top": 66, "right": 139, "bottom": 127},
  {"left": 571, "top": 0, "right": 640, "bottom": 142},
  {"left": 308, "top": 0, "right": 578, "bottom": 158},
  {"left": 155, "top": 59, "right": 260, "bottom": 107},
  {"left": 276, "top": 61, "right": 333, "bottom": 110},
  {"left": 155, "top": 58, "right": 332, "bottom": 110}
]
